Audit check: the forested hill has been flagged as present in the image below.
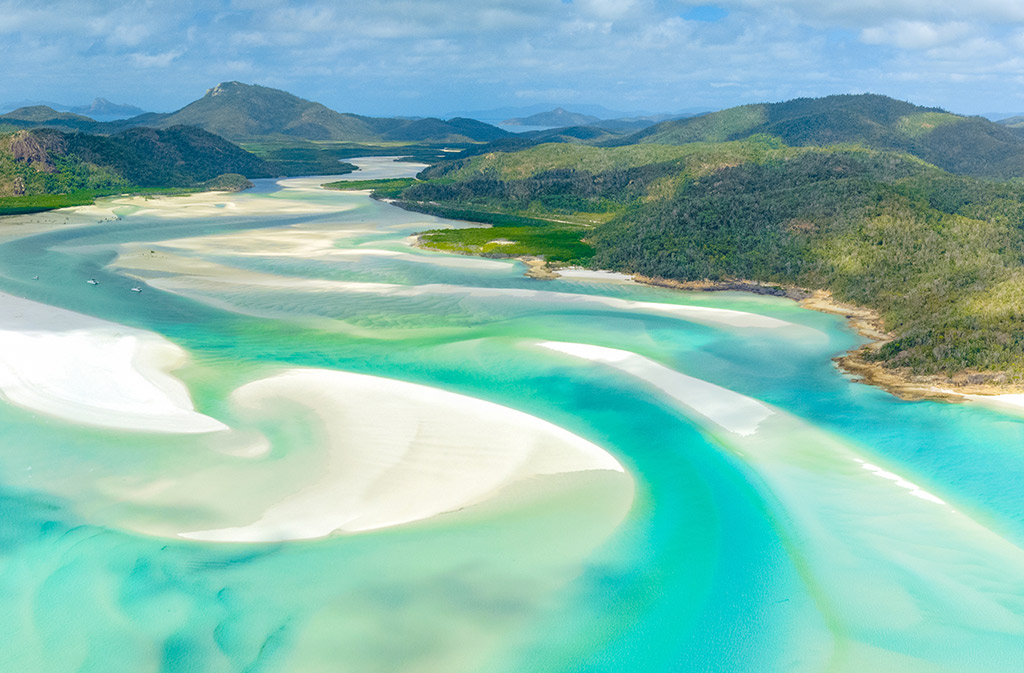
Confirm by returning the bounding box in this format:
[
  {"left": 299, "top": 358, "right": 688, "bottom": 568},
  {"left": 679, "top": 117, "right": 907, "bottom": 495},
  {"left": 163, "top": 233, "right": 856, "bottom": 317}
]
[
  {"left": 1, "top": 83, "right": 512, "bottom": 144},
  {"left": 0, "top": 126, "right": 272, "bottom": 211},
  {"left": 395, "top": 135, "right": 1024, "bottom": 381},
  {"left": 503, "top": 108, "right": 602, "bottom": 127},
  {"left": 0, "top": 106, "right": 96, "bottom": 124},
  {"left": 150, "top": 82, "right": 511, "bottom": 143},
  {"left": 621, "top": 94, "right": 1024, "bottom": 179}
]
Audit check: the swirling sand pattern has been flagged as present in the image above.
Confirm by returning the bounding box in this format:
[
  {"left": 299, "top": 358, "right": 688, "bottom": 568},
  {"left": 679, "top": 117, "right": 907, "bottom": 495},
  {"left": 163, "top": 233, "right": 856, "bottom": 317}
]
[{"left": 0, "top": 158, "right": 1021, "bottom": 672}]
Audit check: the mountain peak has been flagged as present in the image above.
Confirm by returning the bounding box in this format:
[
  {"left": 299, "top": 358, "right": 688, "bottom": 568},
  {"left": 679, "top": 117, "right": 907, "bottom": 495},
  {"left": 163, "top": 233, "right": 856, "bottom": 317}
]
[
  {"left": 153, "top": 82, "right": 509, "bottom": 143},
  {"left": 207, "top": 81, "right": 248, "bottom": 97}
]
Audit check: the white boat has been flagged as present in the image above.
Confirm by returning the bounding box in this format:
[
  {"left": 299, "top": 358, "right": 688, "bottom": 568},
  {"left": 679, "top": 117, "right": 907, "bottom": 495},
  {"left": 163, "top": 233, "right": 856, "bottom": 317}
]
[
  {"left": 131, "top": 286, "right": 142, "bottom": 293},
  {"left": 86, "top": 279, "right": 99, "bottom": 285}
]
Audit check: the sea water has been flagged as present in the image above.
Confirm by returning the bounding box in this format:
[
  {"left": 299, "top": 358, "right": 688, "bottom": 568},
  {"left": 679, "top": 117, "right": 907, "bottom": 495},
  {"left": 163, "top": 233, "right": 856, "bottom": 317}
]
[{"left": 0, "top": 158, "right": 1021, "bottom": 672}]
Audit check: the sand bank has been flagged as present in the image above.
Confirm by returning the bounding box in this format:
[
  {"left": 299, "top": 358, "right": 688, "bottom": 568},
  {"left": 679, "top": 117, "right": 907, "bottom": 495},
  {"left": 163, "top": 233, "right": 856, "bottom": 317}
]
[
  {"left": 112, "top": 245, "right": 803, "bottom": 332},
  {"left": 943, "top": 391, "right": 1024, "bottom": 414},
  {"left": 539, "top": 338, "right": 1024, "bottom": 662},
  {"left": 538, "top": 341, "right": 774, "bottom": 436},
  {"left": 0, "top": 292, "right": 225, "bottom": 433},
  {"left": 144, "top": 227, "right": 513, "bottom": 271},
  {"left": 182, "top": 368, "right": 628, "bottom": 541},
  {"left": 556, "top": 269, "right": 636, "bottom": 282},
  {"left": 151, "top": 273, "right": 801, "bottom": 330}
]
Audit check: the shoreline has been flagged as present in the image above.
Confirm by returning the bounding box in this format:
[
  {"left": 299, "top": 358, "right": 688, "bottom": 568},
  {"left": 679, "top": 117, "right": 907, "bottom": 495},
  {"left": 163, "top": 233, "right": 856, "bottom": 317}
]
[
  {"left": 413, "top": 237, "right": 1024, "bottom": 405},
  {"left": 634, "top": 276, "right": 1024, "bottom": 403}
]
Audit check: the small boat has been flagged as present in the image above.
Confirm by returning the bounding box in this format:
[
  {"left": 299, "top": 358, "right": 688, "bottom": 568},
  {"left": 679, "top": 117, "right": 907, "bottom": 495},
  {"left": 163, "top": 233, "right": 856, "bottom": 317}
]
[
  {"left": 130, "top": 286, "right": 142, "bottom": 293},
  {"left": 87, "top": 279, "right": 99, "bottom": 285},
  {"left": 32, "top": 276, "right": 39, "bottom": 280}
]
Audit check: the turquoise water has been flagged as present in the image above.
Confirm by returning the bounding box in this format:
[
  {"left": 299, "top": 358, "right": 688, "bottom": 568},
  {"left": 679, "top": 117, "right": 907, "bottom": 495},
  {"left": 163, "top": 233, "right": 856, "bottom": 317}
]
[{"left": 0, "top": 159, "right": 1022, "bottom": 672}]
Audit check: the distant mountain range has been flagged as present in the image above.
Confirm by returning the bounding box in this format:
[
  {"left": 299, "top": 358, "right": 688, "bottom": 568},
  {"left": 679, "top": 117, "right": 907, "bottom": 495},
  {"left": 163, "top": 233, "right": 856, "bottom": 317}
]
[
  {"left": 502, "top": 108, "right": 602, "bottom": 127},
  {"left": 450, "top": 103, "right": 710, "bottom": 122},
  {"left": 136, "top": 82, "right": 511, "bottom": 143},
  {"left": 499, "top": 107, "right": 700, "bottom": 132},
  {"left": 0, "top": 98, "right": 146, "bottom": 121},
  {"left": 0, "top": 83, "right": 512, "bottom": 144},
  {"left": 996, "top": 115, "right": 1024, "bottom": 128}
]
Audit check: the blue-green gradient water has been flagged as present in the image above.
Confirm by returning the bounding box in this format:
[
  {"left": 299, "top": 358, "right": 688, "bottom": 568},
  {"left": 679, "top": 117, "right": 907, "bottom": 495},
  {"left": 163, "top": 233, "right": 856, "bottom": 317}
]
[{"left": 0, "top": 159, "right": 1022, "bottom": 672}]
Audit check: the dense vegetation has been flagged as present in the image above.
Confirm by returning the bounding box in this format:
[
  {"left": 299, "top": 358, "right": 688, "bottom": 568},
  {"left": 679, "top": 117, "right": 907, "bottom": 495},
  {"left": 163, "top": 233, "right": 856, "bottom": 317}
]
[
  {"left": 0, "top": 126, "right": 272, "bottom": 213},
  {"left": 0, "top": 190, "right": 117, "bottom": 216},
  {"left": 396, "top": 132, "right": 1024, "bottom": 380},
  {"left": 242, "top": 140, "right": 359, "bottom": 176},
  {"left": 622, "top": 94, "right": 1024, "bottom": 179},
  {"left": 322, "top": 177, "right": 419, "bottom": 198},
  {"left": 418, "top": 224, "right": 593, "bottom": 263}
]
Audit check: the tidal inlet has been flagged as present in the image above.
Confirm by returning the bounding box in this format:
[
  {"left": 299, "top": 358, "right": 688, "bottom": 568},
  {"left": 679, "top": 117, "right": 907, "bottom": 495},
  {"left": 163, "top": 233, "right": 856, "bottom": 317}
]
[{"left": 1, "top": 157, "right": 1023, "bottom": 673}]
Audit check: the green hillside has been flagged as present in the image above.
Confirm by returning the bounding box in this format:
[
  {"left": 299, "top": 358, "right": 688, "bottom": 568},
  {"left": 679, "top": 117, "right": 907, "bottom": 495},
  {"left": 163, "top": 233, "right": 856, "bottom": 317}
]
[
  {"left": 623, "top": 94, "right": 1024, "bottom": 179},
  {"left": 503, "top": 108, "right": 602, "bottom": 127},
  {"left": 0, "top": 126, "right": 273, "bottom": 213},
  {"left": 140, "top": 82, "right": 511, "bottom": 143},
  {"left": 398, "top": 134, "right": 1024, "bottom": 381},
  {"left": 150, "top": 82, "right": 382, "bottom": 142},
  {"left": 1, "top": 83, "right": 512, "bottom": 145},
  {"left": 0, "top": 106, "right": 96, "bottom": 124}
]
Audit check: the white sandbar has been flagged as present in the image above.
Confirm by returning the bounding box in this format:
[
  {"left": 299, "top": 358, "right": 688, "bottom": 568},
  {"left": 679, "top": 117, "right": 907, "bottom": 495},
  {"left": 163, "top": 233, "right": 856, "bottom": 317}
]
[
  {"left": 182, "top": 368, "right": 627, "bottom": 541},
  {"left": 113, "top": 244, "right": 802, "bottom": 332},
  {"left": 557, "top": 269, "right": 636, "bottom": 282},
  {"left": 0, "top": 293, "right": 225, "bottom": 433},
  {"left": 538, "top": 341, "right": 774, "bottom": 436},
  {"left": 962, "top": 392, "right": 1024, "bottom": 414}
]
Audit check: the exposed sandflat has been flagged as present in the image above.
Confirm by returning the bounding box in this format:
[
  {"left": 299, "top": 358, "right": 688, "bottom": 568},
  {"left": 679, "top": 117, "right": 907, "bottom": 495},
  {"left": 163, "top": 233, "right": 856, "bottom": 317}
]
[
  {"left": 112, "top": 244, "right": 804, "bottom": 331},
  {"left": 0, "top": 292, "right": 225, "bottom": 433},
  {"left": 538, "top": 341, "right": 775, "bottom": 436},
  {"left": 181, "top": 368, "right": 629, "bottom": 542}
]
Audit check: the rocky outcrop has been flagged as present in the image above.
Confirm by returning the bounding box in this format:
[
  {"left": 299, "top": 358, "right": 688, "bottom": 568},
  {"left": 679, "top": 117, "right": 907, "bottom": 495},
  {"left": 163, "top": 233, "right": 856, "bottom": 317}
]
[{"left": 8, "top": 130, "right": 64, "bottom": 173}]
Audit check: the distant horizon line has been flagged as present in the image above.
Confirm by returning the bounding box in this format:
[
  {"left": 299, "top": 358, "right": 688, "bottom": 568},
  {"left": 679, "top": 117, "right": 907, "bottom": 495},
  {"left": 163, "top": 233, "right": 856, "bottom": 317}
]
[{"left": 4, "top": 83, "right": 1024, "bottom": 123}]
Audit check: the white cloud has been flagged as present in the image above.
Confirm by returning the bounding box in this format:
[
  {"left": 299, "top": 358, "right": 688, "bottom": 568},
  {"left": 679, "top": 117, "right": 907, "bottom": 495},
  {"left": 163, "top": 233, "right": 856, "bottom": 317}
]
[
  {"left": 723, "top": 0, "right": 1024, "bottom": 24},
  {"left": 1, "top": 0, "right": 1024, "bottom": 115},
  {"left": 130, "top": 48, "right": 186, "bottom": 69},
  {"left": 861, "top": 21, "right": 972, "bottom": 49}
]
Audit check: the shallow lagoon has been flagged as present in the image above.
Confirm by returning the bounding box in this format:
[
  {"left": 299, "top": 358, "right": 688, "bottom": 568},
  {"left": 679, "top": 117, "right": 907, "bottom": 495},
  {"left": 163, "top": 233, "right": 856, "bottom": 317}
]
[{"left": 0, "top": 158, "right": 1022, "bottom": 672}]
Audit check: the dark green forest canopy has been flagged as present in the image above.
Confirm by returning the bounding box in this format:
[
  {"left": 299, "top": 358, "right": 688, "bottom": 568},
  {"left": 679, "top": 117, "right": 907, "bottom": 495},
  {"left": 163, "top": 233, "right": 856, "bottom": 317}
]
[
  {"left": 0, "top": 126, "right": 273, "bottom": 213},
  {"left": 620, "top": 94, "right": 1024, "bottom": 180},
  {"left": 397, "top": 137, "right": 1024, "bottom": 379}
]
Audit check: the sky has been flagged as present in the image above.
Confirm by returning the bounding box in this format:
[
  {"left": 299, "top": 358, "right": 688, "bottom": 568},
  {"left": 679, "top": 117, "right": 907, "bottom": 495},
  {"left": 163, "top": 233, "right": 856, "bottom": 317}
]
[{"left": 3, "top": 0, "right": 1024, "bottom": 118}]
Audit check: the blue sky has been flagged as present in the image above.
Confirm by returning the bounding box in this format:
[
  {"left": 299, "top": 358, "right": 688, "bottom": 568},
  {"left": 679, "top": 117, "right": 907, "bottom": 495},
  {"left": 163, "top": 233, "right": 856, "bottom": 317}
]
[{"left": 3, "top": 0, "right": 1024, "bottom": 117}]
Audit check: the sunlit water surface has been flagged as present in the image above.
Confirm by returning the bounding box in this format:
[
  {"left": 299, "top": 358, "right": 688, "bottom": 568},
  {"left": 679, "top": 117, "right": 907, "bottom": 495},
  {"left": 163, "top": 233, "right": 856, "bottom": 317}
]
[{"left": 0, "top": 158, "right": 1022, "bottom": 672}]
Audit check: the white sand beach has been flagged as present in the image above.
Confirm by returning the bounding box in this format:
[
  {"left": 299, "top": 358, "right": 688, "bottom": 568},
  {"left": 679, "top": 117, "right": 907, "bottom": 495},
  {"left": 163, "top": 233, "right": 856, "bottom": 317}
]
[
  {"left": 959, "top": 392, "right": 1024, "bottom": 414},
  {"left": 556, "top": 269, "right": 636, "bottom": 282},
  {"left": 0, "top": 292, "right": 226, "bottom": 433},
  {"left": 181, "top": 368, "right": 628, "bottom": 542}
]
